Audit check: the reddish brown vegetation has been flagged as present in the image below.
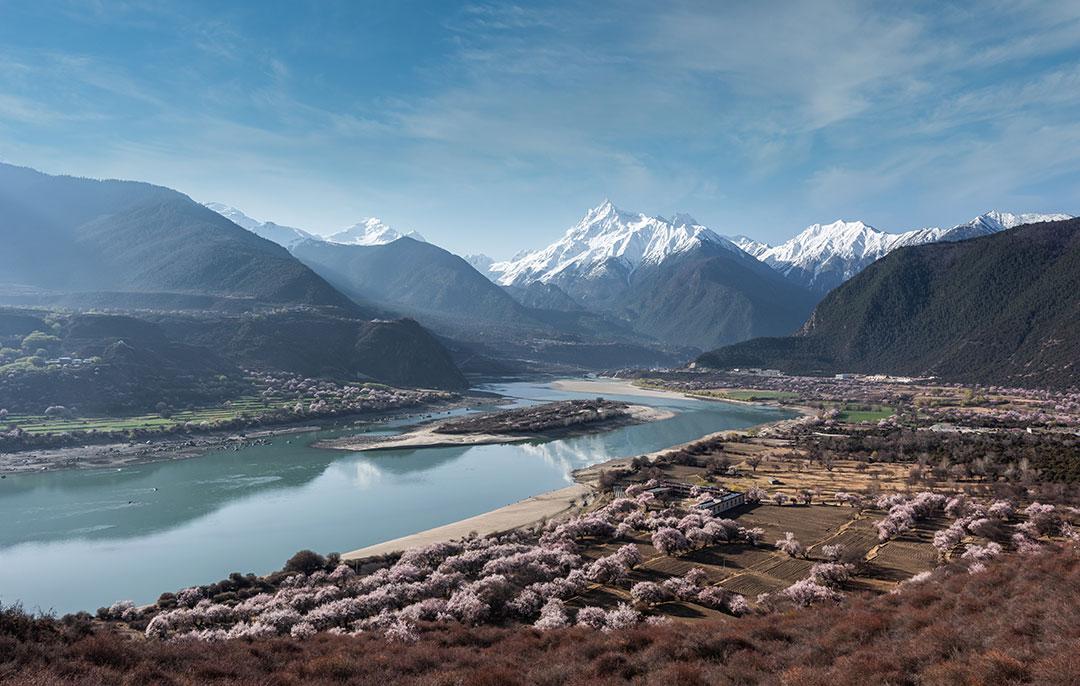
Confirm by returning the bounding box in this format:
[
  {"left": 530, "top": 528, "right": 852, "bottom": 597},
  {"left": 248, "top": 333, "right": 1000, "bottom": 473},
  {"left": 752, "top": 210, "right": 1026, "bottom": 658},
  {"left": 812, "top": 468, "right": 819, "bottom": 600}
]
[{"left": 3, "top": 547, "right": 1077, "bottom": 685}]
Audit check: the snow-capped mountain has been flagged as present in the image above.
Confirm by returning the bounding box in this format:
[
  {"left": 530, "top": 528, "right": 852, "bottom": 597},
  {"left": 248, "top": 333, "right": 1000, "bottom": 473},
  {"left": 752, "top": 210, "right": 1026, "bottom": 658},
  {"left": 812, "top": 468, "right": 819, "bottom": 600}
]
[
  {"left": 326, "top": 218, "right": 425, "bottom": 246},
  {"left": 727, "top": 235, "right": 771, "bottom": 258},
  {"left": 464, "top": 253, "right": 497, "bottom": 280},
  {"left": 203, "top": 202, "right": 316, "bottom": 249},
  {"left": 205, "top": 203, "right": 426, "bottom": 249},
  {"left": 486, "top": 200, "right": 817, "bottom": 350},
  {"left": 490, "top": 200, "right": 740, "bottom": 289},
  {"left": 744, "top": 210, "right": 1072, "bottom": 294}
]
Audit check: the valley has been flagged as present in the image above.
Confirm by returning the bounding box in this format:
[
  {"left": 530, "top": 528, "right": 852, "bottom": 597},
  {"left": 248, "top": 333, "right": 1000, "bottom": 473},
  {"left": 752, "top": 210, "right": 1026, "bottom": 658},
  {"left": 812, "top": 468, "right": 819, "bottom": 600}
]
[
  {"left": 0, "top": 379, "right": 791, "bottom": 614},
  {"left": 6, "top": 5, "right": 1080, "bottom": 683}
]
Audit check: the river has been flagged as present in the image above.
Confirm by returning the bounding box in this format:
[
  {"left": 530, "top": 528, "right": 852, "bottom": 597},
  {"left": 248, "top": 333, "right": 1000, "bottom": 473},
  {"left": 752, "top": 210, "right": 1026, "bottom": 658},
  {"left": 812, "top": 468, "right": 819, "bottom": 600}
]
[{"left": 0, "top": 379, "right": 793, "bottom": 615}]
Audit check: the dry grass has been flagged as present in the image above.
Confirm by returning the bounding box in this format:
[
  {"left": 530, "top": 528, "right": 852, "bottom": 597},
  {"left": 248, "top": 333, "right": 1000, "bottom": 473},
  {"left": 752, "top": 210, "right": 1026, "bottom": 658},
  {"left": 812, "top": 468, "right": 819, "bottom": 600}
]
[{"left": 4, "top": 546, "right": 1078, "bottom": 685}]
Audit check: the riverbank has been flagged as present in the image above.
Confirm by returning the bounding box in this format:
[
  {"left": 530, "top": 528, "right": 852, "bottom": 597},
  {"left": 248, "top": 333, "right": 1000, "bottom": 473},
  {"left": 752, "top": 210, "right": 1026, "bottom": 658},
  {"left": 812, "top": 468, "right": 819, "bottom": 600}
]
[
  {"left": 341, "top": 387, "right": 807, "bottom": 561},
  {"left": 0, "top": 396, "right": 493, "bottom": 474},
  {"left": 317, "top": 403, "right": 674, "bottom": 452},
  {"left": 342, "top": 484, "right": 590, "bottom": 559}
]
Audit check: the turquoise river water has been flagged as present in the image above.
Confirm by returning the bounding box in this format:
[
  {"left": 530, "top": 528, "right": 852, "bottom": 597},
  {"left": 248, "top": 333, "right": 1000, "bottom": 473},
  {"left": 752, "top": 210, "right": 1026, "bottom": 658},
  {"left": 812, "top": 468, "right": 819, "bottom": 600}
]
[{"left": 0, "top": 379, "right": 793, "bottom": 614}]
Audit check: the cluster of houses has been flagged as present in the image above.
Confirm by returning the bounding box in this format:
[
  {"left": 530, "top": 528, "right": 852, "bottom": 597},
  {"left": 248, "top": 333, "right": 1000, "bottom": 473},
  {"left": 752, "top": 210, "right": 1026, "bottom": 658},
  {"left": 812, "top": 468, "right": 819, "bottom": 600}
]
[
  {"left": 616, "top": 479, "right": 748, "bottom": 516},
  {"left": 43, "top": 356, "right": 91, "bottom": 367}
]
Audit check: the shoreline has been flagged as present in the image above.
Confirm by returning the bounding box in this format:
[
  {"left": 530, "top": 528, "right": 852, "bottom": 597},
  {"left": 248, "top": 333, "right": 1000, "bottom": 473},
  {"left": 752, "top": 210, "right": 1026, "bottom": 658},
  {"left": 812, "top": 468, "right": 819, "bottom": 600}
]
[
  {"left": 0, "top": 396, "right": 492, "bottom": 475},
  {"left": 342, "top": 484, "right": 590, "bottom": 560},
  {"left": 341, "top": 382, "right": 813, "bottom": 561}
]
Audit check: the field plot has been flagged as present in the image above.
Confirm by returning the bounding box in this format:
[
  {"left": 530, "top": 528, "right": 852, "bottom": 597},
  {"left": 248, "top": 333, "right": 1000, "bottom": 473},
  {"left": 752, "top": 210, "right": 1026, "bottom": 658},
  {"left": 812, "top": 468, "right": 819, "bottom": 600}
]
[
  {"left": 835, "top": 404, "right": 896, "bottom": 423},
  {"left": 814, "top": 517, "right": 879, "bottom": 558},
  {"left": 566, "top": 502, "right": 941, "bottom": 622},
  {"left": 736, "top": 504, "right": 854, "bottom": 544}
]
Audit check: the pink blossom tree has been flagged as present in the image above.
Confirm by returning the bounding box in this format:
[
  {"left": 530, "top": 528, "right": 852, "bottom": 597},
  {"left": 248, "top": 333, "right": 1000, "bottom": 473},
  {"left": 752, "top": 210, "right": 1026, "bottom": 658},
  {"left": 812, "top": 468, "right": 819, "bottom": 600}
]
[
  {"left": 776, "top": 532, "right": 804, "bottom": 558},
  {"left": 630, "top": 581, "right": 669, "bottom": 607},
  {"left": 651, "top": 527, "right": 691, "bottom": 557}
]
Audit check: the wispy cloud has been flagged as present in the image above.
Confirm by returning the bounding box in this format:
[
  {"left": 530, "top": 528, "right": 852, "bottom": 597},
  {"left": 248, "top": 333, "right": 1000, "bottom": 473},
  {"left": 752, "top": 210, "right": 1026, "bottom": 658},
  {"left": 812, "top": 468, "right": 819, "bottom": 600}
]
[{"left": 0, "top": 0, "right": 1077, "bottom": 253}]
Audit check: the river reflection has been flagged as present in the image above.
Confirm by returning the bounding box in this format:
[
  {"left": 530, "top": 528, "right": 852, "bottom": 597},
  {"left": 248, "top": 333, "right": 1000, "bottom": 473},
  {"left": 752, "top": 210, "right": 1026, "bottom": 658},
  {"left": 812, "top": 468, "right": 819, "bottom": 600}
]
[{"left": 0, "top": 380, "right": 792, "bottom": 614}]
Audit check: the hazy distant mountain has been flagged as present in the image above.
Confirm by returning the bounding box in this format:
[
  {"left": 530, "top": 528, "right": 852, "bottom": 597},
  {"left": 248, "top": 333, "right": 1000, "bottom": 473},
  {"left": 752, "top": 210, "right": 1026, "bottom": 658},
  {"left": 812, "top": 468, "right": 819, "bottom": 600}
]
[
  {"left": 203, "top": 203, "right": 316, "bottom": 249},
  {"left": 741, "top": 211, "right": 1073, "bottom": 294},
  {"left": 0, "top": 164, "right": 469, "bottom": 390},
  {"left": 292, "top": 237, "right": 532, "bottom": 328},
  {"left": 326, "top": 218, "right": 425, "bottom": 246},
  {"left": 489, "top": 201, "right": 817, "bottom": 350},
  {"left": 699, "top": 217, "right": 1080, "bottom": 388},
  {"left": 0, "top": 163, "right": 355, "bottom": 311},
  {"left": 464, "top": 254, "right": 498, "bottom": 280},
  {"left": 727, "top": 235, "right": 771, "bottom": 258},
  {"left": 503, "top": 282, "right": 584, "bottom": 312},
  {"left": 292, "top": 237, "right": 689, "bottom": 370}
]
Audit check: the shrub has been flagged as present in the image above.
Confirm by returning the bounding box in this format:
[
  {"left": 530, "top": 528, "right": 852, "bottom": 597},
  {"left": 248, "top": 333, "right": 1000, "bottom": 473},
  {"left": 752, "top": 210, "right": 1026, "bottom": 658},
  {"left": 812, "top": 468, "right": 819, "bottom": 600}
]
[{"left": 284, "top": 550, "right": 327, "bottom": 575}]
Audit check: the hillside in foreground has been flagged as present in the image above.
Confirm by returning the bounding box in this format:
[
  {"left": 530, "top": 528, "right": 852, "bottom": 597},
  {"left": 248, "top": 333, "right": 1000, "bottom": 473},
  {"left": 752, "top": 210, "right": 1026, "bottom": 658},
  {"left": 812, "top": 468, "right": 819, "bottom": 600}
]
[
  {"left": 697, "top": 217, "right": 1080, "bottom": 388},
  {"left": 2, "top": 544, "right": 1075, "bottom": 685}
]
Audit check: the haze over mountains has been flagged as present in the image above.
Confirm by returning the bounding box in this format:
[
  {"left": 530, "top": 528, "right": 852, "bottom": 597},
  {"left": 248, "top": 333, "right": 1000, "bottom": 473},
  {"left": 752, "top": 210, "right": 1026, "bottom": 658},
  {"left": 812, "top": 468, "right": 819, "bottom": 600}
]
[
  {"left": 203, "top": 203, "right": 424, "bottom": 249},
  {"left": 0, "top": 165, "right": 353, "bottom": 312},
  {"left": 207, "top": 195, "right": 1075, "bottom": 368},
  {"left": 212, "top": 199, "right": 819, "bottom": 355},
  {"left": 699, "top": 217, "right": 1080, "bottom": 388},
  {"left": 0, "top": 163, "right": 467, "bottom": 391}
]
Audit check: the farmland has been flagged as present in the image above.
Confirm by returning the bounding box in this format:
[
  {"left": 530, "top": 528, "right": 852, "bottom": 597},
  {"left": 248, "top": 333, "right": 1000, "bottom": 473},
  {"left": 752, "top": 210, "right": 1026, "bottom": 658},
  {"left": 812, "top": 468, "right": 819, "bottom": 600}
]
[{"left": 3, "top": 396, "right": 299, "bottom": 434}]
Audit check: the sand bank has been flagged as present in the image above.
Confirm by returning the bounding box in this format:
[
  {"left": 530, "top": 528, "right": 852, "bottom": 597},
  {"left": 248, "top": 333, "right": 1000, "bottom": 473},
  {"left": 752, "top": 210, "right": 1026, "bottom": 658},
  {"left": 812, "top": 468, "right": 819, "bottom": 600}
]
[
  {"left": 550, "top": 378, "right": 690, "bottom": 400},
  {"left": 342, "top": 483, "right": 590, "bottom": 559},
  {"left": 317, "top": 404, "right": 674, "bottom": 453}
]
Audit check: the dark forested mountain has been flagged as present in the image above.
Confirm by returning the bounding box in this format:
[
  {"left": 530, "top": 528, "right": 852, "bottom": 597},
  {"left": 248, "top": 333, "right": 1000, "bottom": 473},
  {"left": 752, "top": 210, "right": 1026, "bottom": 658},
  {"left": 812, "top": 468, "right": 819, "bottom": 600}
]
[
  {"left": 0, "top": 163, "right": 355, "bottom": 311},
  {"left": 0, "top": 307, "right": 468, "bottom": 414},
  {"left": 615, "top": 242, "right": 818, "bottom": 351},
  {"left": 157, "top": 310, "right": 468, "bottom": 390},
  {"left": 697, "top": 218, "right": 1080, "bottom": 388},
  {"left": 0, "top": 309, "right": 249, "bottom": 413}
]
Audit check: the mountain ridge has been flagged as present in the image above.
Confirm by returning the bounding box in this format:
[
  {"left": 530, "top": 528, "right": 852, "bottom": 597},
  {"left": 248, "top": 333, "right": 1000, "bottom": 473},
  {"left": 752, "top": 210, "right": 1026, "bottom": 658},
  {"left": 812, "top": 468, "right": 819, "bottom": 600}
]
[
  {"left": 697, "top": 217, "right": 1080, "bottom": 388},
  {"left": 744, "top": 210, "right": 1073, "bottom": 293}
]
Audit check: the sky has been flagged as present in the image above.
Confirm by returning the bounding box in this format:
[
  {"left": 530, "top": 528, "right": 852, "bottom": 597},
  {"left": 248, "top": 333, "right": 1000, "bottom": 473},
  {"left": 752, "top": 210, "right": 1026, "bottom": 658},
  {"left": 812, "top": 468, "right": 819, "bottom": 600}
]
[{"left": 1, "top": 1, "right": 1079, "bottom": 258}]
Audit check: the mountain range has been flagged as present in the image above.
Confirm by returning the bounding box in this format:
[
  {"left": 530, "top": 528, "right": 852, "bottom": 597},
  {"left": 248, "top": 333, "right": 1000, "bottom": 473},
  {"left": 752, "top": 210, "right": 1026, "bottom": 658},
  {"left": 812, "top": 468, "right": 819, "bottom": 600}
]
[
  {"left": 289, "top": 236, "right": 689, "bottom": 371},
  {"left": 739, "top": 211, "right": 1072, "bottom": 294},
  {"left": 698, "top": 217, "right": 1080, "bottom": 388},
  {"left": 0, "top": 163, "right": 467, "bottom": 392},
  {"left": 203, "top": 204, "right": 424, "bottom": 249},
  {"left": 205, "top": 193, "right": 1075, "bottom": 382},
  {"left": 484, "top": 201, "right": 818, "bottom": 350}
]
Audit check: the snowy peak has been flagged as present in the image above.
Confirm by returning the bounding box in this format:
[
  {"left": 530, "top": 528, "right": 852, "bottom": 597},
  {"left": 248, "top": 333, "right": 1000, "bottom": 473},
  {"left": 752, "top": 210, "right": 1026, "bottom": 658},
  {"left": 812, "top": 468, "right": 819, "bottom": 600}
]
[
  {"left": 206, "top": 203, "right": 428, "bottom": 249},
  {"left": 761, "top": 220, "right": 892, "bottom": 267},
  {"left": 969, "top": 210, "right": 1072, "bottom": 232},
  {"left": 491, "top": 200, "right": 736, "bottom": 287},
  {"left": 743, "top": 209, "right": 1074, "bottom": 293},
  {"left": 204, "top": 202, "right": 262, "bottom": 232},
  {"left": 727, "top": 235, "right": 771, "bottom": 258},
  {"left": 464, "top": 253, "right": 498, "bottom": 281},
  {"left": 204, "top": 202, "right": 316, "bottom": 249},
  {"left": 326, "top": 218, "right": 426, "bottom": 246}
]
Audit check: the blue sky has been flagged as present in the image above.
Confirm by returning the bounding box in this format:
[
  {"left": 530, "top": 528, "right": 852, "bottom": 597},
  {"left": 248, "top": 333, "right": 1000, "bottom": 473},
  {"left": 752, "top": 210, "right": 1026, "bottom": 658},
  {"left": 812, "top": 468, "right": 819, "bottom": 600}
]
[{"left": 1, "top": 1, "right": 1079, "bottom": 257}]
